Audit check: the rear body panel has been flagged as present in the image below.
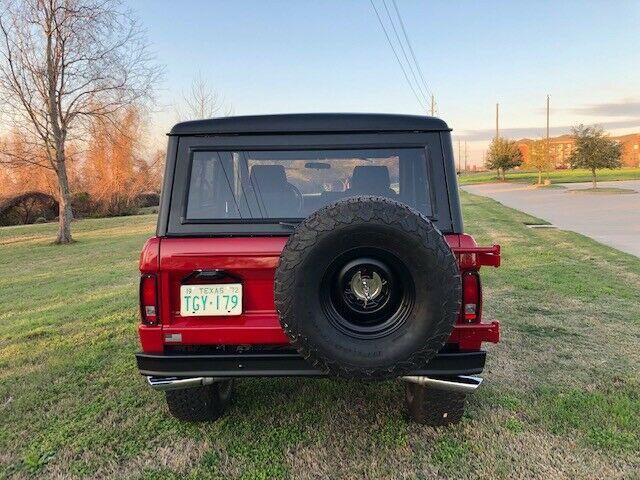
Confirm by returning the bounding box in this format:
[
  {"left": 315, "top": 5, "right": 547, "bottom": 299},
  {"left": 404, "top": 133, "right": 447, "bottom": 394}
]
[
  {"left": 159, "top": 237, "right": 287, "bottom": 346},
  {"left": 138, "top": 234, "right": 500, "bottom": 353}
]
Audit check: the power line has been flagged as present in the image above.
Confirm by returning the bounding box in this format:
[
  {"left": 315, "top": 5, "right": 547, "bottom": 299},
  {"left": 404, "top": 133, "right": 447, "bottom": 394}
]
[
  {"left": 380, "top": 0, "right": 429, "bottom": 105},
  {"left": 391, "top": 0, "right": 434, "bottom": 101},
  {"left": 368, "top": 0, "right": 427, "bottom": 110}
]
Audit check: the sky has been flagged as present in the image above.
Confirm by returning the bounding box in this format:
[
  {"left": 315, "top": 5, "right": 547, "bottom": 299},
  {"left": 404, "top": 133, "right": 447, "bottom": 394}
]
[{"left": 129, "top": 0, "right": 640, "bottom": 166}]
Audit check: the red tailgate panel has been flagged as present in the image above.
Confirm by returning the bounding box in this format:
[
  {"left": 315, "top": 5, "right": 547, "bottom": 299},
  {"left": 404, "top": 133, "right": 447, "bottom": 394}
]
[
  {"left": 158, "top": 237, "right": 288, "bottom": 346},
  {"left": 138, "top": 235, "right": 499, "bottom": 353}
]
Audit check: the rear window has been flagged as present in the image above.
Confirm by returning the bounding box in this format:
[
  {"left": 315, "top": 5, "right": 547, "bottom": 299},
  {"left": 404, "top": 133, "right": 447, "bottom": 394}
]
[{"left": 185, "top": 148, "right": 432, "bottom": 221}]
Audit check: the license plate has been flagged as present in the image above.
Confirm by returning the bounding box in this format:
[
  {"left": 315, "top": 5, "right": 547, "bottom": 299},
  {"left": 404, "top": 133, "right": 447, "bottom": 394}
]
[{"left": 180, "top": 283, "right": 242, "bottom": 316}]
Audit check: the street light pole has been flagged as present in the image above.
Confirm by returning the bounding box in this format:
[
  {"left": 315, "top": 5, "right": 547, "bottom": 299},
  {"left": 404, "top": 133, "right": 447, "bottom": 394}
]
[
  {"left": 464, "top": 141, "right": 468, "bottom": 172},
  {"left": 546, "top": 95, "right": 550, "bottom": 169}
]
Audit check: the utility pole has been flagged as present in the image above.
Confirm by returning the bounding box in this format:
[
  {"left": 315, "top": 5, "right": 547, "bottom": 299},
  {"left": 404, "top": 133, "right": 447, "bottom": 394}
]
[
  {"left": 464, "top": 141, "right": 468, "bottom": 172},
  {"left": 546, "top": 94, "right": 550, "bottom": 167},
  {"left": 495, "top": 103, "right": 500, "bottom": 139},
  {"left": 457, "top": 139, "right": 461, "bottom": 173},
  {"left": 430, "top": 94, "right": 435, "bottom": 116}
]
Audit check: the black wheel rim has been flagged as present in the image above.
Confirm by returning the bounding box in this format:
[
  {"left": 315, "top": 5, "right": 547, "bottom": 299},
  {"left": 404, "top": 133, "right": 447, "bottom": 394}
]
[{"left": 320, "top": 248, "right": 415, "bottom": 339}]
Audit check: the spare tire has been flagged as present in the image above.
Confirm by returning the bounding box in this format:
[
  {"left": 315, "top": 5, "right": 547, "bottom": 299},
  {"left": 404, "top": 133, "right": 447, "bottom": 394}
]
[{"left": 274, "top": 196, "right": 461, "bottom": 379}]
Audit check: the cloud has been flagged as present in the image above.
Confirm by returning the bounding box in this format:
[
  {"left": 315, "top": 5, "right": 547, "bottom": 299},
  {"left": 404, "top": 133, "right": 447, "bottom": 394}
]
[
  {"left": 571, "top": 99, "right": 640, "bottom": 117},
  {"left": 456, "top": 118, "right": 640, "bottom": 141},
  {"left": 532, "top": 99, "right": 640, "bottom": 117}
]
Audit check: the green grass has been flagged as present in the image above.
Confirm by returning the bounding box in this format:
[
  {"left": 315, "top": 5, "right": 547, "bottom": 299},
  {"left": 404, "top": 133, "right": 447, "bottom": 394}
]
[
  {"left": 458, "top": 167, "right": 640, "bottom": 185},
  {"left": 567, "top": 187, "right": 637, "bottom": 194},
  {"left": 1, "top": 195, "right": 639, "bottom": 479}
]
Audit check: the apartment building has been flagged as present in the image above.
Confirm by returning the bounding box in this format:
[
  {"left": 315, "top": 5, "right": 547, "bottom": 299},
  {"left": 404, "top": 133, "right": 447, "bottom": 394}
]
[{"left": 517, "top": 133, "right": 640, "bottom": 168}]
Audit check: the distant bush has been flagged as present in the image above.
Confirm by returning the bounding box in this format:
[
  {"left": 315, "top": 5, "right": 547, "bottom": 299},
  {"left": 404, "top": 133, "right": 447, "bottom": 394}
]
[
  {"left": 136, "top": 192, "right": 160, "bottom": 208},
  {"left": 1, "top": 190, "right": 158, "bottom": 225},
  {"left": 98, "top": 194, "right": 140, "bottom": 217},
  {"left": 0, "top": 192, "right": 57, "bottom": 226},
  {"left": 70, "top": 191, "right": 142, "bottom": 218},
  {"left": 138, "top": 206, "right": 158, "bottom": 215},
  {"left": 70, "top": 192, "right": 97, "bottom": 218}
]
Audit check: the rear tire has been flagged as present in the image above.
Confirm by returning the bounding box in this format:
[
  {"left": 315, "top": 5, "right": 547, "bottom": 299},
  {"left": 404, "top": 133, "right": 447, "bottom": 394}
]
[
  {"left": 404, "top": 382, "right": 466, "bottom": 426},
  {"left": 165, "top": 380, "right": 233, "bottom": 422}
]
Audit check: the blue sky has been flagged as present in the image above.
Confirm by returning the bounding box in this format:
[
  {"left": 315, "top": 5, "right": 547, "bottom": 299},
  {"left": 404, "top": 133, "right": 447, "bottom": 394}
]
[{"left": 129, "top": 0, "right": 640, "bottom": 164}]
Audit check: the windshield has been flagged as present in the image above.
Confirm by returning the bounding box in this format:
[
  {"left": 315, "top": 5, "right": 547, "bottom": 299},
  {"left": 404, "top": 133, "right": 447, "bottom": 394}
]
[{"left": 185, "top": 148, "right": 432, "bottom": 221}]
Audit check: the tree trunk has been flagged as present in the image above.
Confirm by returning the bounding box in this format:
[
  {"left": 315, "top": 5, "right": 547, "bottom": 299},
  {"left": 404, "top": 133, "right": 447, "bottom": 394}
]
[
  {"left": 54, "top": 160, "right": 74, "bottom": 244},
  {"left": 55, "top": 142, "right": 73, "bottom": 244},
  {"left": 44, "top": 19, "right": 73, "bottom": 244},
  {"left": 592, "top": 168, "right": 597, "bottom": 189},
  {"left": 538, "top": 170, "right": 542, "bottom": 185}
]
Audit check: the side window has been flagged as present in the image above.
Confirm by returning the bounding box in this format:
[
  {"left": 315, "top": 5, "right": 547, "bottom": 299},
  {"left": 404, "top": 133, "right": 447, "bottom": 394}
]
[{"left": 396, "top": 147, "right": 432, "bottom": 218}]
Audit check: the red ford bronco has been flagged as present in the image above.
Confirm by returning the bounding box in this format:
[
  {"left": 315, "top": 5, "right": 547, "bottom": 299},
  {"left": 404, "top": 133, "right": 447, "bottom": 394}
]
[{"left": 136, "top": 113, "right": 500, "bottom": 426}]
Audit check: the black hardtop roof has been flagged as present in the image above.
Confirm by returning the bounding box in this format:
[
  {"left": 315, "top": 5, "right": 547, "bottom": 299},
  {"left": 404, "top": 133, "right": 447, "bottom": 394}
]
[{"left": 169, "top": 113, "right": 450, "bottom": 136}]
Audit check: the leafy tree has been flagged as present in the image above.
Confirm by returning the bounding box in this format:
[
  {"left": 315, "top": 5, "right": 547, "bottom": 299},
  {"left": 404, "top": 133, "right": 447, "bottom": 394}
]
[
  {"left": 0, "top": 131, "right": 57, "bottom": 196},
  {"left": 486, "top": 137, "right": 523, "bottom": 180},
  {"left": 527, "top": 139, "right": 553, "bottom": 185},
  {"left": 85, "top": 106, "right": 148, "bottom": 215},
  {"left": 568, "top": 125, "right": 622, "bottom": 188}
]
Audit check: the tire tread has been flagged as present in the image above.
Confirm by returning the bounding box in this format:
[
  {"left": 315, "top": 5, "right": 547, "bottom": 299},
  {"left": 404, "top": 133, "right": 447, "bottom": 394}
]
[{"left": 274, "top": 196, "right": 461, "bottom": 379}]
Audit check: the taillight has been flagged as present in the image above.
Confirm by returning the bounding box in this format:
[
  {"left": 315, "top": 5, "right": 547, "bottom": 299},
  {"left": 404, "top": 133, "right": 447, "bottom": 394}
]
[
  {"left": 461, "top": 271, "right": 482, "bottom": 323},
  {"left": 140, "top": 274, "right": 158, "bottom": 325}
]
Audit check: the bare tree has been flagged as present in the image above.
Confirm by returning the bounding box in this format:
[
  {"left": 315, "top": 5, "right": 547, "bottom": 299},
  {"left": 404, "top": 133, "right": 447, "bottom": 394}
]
[
  {"left": 0, "top": 0, "right": 161, "bottom": 243},
  {"left": 176, "top": 73, "right": 233, "bottom": 121}
]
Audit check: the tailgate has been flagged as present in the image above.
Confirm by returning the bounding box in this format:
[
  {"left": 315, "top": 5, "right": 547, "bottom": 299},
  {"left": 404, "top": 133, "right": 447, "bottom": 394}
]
[{"left": 158, "top": 237, "right": 289, "bottom": 345}]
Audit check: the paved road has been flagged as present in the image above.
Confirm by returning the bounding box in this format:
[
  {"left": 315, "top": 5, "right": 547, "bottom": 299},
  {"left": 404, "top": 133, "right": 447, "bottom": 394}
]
[{"left": 463, "top": 180, "right": 640, "bottom": 257}]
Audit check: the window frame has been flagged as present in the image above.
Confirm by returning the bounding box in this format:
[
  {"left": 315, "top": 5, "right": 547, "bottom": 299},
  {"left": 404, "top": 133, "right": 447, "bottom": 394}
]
[{"left": 165, "top": 132, "right": 453, "bottom": 236}]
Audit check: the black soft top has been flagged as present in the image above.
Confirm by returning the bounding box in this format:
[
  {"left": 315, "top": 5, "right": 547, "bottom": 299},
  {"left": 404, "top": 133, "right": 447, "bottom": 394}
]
[{"left": 169, "top": 113, "right": 450, "bottom": 136}]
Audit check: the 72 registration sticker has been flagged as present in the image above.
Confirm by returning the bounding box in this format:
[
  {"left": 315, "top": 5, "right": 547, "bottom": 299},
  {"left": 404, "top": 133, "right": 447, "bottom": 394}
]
[{"left": 180, "top": 283, "right": 242, "bottom": 316}]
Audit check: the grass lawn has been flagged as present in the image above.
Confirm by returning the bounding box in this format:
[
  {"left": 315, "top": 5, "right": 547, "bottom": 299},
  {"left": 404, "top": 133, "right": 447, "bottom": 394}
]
[
  {"left": 458, "top": 167, "right": 640, "bottom": 185},
  {"left": 567, "top": 187, "right": 637, "bottom": 194},
  {"left": 1, "top": 196, "right": 639, "bottom": 479}
]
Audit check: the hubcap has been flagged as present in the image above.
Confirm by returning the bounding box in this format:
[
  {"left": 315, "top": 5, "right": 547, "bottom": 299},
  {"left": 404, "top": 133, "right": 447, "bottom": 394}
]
[
  {"left": 338, "top": 258, "right": 393, "bottom": 316},
  {"left": 320, "top": 250, "right": 416, "bottom": 339},
  {"left": 349, "top": 270, "right": 384, "bottom": 306}
]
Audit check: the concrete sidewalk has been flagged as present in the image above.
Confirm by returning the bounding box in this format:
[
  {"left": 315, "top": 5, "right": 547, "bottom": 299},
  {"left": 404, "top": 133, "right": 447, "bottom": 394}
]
[{"left": 462, "top": 180, "right": 640, "bottom": 257}]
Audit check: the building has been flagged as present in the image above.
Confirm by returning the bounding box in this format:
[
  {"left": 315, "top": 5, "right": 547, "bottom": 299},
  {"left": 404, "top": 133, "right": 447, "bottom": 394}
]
[
  {"left": 516, "top": 132, "right": 640, "bottom": 168},
  {"left": 616, "top": 133, "right": 640, "bottom": 168}
]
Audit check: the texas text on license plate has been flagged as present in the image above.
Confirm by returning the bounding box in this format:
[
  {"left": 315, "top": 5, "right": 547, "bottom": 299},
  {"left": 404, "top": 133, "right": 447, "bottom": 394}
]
[{"left": 180, "top": 284, "right": 242, "bottom": 316}]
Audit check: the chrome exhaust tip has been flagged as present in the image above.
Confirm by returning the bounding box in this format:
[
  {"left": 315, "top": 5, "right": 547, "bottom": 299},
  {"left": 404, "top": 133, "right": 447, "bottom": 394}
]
[
  {"left": 400, "top": 375, "right": 483, "bottom": 394},
  {"left": 147, "top": 376, "right": 216, "bottom": 391}
]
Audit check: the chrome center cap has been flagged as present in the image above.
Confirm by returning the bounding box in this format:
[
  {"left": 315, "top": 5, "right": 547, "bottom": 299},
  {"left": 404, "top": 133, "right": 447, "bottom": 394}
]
[{"left": 350, "top": 271, "right": 384, "bottom": 305}]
